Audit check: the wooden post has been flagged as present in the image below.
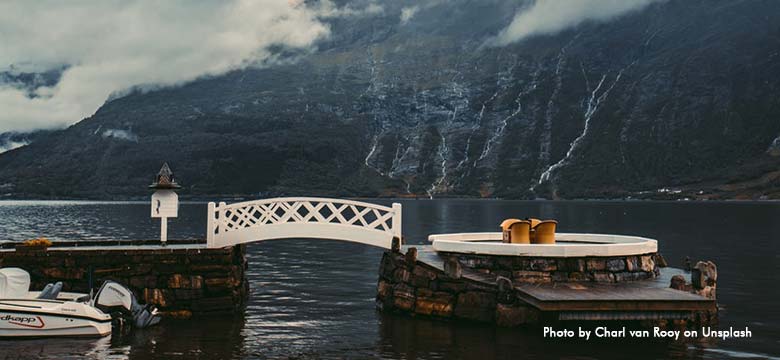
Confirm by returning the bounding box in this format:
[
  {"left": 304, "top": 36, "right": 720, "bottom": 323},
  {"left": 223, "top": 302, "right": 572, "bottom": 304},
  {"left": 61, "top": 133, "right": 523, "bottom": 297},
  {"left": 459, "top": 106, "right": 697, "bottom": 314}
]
[
  {"left": 405, "top": 247, "right": 417, "bottom": 268},
  {"left": 391, "top": 237, "right": 401, "bottom": 253}
]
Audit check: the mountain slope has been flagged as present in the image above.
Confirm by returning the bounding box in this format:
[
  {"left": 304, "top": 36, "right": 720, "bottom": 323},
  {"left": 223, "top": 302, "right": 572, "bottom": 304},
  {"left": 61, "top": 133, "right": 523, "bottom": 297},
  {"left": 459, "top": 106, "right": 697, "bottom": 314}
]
[{"left": 1, "top": 0, "right": 779, "bottom": 200}]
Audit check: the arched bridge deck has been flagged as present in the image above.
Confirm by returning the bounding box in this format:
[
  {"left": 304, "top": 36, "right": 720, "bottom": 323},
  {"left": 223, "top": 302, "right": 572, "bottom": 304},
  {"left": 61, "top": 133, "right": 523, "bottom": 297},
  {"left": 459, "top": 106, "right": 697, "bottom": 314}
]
[{"left": 206, "top": 197, "right": 402, "bottom": 249}]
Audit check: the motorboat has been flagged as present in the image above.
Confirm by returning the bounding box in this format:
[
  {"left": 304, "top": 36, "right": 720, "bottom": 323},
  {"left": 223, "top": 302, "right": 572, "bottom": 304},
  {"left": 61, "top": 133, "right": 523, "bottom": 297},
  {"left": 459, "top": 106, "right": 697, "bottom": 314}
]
[{"left": 0, "top": 268, "right": 160, "bottom": 338}]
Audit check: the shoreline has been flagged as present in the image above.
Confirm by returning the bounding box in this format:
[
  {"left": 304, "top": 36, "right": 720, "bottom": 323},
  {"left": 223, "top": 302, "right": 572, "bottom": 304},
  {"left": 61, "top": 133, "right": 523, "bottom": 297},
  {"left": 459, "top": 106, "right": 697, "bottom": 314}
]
[{"left": 0, "top": 197, "right": 778, "bottom": 204}]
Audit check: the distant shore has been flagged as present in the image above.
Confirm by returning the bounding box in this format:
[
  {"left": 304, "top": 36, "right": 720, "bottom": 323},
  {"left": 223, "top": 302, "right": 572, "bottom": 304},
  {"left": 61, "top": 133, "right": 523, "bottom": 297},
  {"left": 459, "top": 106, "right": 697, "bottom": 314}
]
[{"left": 0, "top": 196, "right": 777, "bottom": 203}]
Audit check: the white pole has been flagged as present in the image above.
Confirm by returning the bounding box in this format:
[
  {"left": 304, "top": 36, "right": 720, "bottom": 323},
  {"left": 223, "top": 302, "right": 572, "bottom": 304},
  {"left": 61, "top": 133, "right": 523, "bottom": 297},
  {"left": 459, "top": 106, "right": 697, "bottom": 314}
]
[
  {"left": 206, "top": 202, "right": 215, "bottom": 248},
  {"left": 161, "top": 217, "right": 168, "bottom": 245},
  {"left": 392, "top": 202, "right": 402, "bottom": 243}
]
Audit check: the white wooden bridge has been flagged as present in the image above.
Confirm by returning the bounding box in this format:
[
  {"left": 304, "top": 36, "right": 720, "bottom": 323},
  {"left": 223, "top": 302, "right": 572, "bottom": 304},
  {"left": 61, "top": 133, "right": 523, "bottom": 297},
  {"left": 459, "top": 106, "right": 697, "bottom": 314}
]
[{"left": 206, "top": 197, "right": 402, "bottom": 249}]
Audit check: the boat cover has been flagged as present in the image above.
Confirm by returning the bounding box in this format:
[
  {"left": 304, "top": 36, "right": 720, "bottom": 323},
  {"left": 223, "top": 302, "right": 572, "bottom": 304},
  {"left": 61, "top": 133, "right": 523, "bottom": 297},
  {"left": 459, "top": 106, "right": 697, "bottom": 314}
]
[{"left": 0, "top": 268, "right": 30, "bottom": 298}]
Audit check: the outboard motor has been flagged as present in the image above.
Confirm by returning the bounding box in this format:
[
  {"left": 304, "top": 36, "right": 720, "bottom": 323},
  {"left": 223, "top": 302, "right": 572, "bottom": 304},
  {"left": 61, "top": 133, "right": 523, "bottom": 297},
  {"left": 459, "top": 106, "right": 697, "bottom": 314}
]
[{"left": 93, "top": 281, "right": 161, "bottom": 329}]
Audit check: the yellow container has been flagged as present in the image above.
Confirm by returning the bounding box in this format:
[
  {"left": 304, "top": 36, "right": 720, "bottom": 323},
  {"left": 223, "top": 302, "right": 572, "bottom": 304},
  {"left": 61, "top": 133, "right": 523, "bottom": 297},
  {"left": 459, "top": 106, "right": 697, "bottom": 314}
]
[
  {"left": 526, "top": 218, "right": 541, "bottom": 242},
  {"left": 533, "top": 220, "right": 557, "bottom": 244},
  {"left": 500, "top": 219, "right": 531, "bottom": 244},
  {"left": 500, "top": 219, "right": 519, "bottom": 243},
  {"left": 527, "top": 218, "right": 541, "bottom": 228}
]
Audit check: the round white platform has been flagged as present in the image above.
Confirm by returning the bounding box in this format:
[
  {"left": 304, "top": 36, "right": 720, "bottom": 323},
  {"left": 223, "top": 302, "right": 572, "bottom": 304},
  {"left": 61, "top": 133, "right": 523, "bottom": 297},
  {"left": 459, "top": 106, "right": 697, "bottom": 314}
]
[{"left": 427, "top": 232, "right": 658, "bottom": 257}]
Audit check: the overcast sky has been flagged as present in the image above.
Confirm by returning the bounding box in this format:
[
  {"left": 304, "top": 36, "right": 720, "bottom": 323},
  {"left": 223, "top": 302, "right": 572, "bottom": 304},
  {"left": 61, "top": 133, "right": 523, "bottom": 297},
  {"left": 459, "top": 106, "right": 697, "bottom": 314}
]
[
  {"left": 0, "top": 0, "right": 384, "bottom": 133},
  {"left": 0, "top": 0, "right": 659, "bottom": 134}
]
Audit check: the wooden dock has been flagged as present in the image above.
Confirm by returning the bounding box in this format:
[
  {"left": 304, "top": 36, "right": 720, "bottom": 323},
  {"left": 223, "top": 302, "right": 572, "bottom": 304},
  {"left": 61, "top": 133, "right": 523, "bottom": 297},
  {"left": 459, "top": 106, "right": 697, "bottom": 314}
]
[{"left": 406, "top": 245, "right": 716, "bottom": 320}]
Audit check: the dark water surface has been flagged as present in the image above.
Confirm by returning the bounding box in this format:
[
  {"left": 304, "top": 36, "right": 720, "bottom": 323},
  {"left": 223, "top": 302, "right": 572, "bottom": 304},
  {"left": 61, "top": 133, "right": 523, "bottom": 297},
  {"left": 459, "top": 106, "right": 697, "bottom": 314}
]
[{"left": 0, "top": 200, "right": 778, "bottom": 359}]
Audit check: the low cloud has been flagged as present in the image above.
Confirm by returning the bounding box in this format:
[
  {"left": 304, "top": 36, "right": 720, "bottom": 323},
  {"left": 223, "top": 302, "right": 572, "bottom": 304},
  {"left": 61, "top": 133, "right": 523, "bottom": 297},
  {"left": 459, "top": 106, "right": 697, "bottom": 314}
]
[
  {"left": 400, "top": 6, "right": 419, "bottom": 25},
  {"left": 102, "top": 129, "right": 139, "bottom": 142},
  {"left": 0, "top": 0, "right": 379, "bottom": 134},
  {"left": 317, "top": 0, "right": 384, "bottom": 18},
  {"left": 398, "top": 0, "right": 446, "bottom": 25},
  {"left": 0, "top": 139, "right": 29, "bottom": 154},
  {"left": 492, "top": 0, "right": 662, "bottom": 45}
]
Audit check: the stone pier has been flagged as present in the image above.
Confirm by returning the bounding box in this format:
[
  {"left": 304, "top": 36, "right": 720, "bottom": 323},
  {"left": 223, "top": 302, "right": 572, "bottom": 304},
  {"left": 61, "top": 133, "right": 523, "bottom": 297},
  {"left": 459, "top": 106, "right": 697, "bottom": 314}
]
[
  {"left": 376, "top": 246, "right": 718, "bottom": 327},
  {"left": 376, "top": 249, "right": 542, "bottom": 326},
  {"left": 0, "top": 241, "right": 248, "bottom": 318}
]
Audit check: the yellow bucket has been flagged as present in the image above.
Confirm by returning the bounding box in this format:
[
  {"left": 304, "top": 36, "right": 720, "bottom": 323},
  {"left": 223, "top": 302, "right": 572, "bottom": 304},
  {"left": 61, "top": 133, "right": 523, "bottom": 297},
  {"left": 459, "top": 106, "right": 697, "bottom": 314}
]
[
  {"left": 532, "top": 220, "right": 557, "bottom": 244},
  {"left": 500, "top": 219, "right": 531, "bottom": 244}
]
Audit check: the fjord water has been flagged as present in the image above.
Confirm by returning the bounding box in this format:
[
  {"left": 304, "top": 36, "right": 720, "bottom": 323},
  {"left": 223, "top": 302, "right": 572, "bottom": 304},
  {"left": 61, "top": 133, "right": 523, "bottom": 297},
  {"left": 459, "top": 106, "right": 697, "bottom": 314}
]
[{"left": 0, "top": 200, "right": 778, "bottom": 359}]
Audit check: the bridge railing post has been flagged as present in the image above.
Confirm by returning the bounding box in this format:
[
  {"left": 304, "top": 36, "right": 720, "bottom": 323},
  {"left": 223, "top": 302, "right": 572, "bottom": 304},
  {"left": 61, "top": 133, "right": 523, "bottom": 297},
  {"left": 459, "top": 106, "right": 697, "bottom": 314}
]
[
  {"left": 218, "top": 201, "right": 227, "bottom": 234},
  {"left": 206, "top": 202, "right": 216, "bottom": 248},
  {"left": 392, "top": 202, "right": 402, "bottom": 244}
]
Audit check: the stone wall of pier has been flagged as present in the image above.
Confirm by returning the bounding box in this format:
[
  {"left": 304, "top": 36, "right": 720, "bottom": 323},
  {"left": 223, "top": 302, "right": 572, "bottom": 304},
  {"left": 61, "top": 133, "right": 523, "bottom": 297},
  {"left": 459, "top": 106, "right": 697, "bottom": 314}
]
[
  {"left": 376, "top": 250, "right": 542, "bottom": 326},
  {"left": 450, "top": 252, "right": 660, "bottom": 283},
  {"left": 377, "top": 248, "right": 717, "bottom": 328},
  {"left": 0, "top": 244, "right": 248, "bottom": 318}
]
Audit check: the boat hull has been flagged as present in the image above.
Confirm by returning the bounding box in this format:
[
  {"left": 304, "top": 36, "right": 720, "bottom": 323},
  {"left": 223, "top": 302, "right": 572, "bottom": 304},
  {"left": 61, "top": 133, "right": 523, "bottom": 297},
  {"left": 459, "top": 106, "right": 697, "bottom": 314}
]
[{"left": 0, "top": 299, "right": 112, "bottom": 338}]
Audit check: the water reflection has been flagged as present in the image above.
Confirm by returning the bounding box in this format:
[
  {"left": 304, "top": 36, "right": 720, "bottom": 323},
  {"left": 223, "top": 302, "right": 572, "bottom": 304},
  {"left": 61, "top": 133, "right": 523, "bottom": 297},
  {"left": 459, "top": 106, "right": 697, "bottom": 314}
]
[
  {"left": 0, "top": 336, "right": 113, "bottom": 359},
  {"left": 0, "top": 201, "right": 206, "bottom": 242},
  {"left": 376, "top": 314, "right": 689, "bottom": 360},
  {"left": 0, "top": 200, "right": 778, "bottom": 359}
]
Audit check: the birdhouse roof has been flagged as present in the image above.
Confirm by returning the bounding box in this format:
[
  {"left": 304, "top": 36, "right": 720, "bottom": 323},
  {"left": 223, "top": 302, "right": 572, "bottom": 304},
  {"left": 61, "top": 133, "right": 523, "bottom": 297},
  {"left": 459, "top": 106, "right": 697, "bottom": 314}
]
[
  {"left": 158, "top": 162, "right": 173, "bottom": 177},
  {"left": 149, "top": 162, "right": 181, "bottom": 189}
]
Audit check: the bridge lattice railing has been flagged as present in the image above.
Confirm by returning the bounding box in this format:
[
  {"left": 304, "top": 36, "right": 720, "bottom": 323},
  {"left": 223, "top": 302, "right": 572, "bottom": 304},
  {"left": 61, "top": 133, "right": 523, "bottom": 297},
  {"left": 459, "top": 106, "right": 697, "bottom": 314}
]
[{"left": 206, "top": 197, "right": 402, "bottom": 249}]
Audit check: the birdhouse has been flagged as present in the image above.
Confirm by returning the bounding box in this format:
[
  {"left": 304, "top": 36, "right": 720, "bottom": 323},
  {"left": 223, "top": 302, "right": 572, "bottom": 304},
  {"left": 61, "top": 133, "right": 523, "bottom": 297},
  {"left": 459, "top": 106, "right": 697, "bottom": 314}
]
[
  {"left": 150, "top": 163, "right": 181, "bottom": 244},
  {"left": 151, "top": 190, "right": 178, "bottom": 218}
]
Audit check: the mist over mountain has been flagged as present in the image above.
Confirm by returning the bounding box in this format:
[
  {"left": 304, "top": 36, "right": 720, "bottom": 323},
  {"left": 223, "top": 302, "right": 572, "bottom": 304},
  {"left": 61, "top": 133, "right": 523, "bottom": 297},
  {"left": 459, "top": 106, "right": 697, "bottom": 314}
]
[{"left": 1, "top": 0, "right": 779, "bottom": 200}]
